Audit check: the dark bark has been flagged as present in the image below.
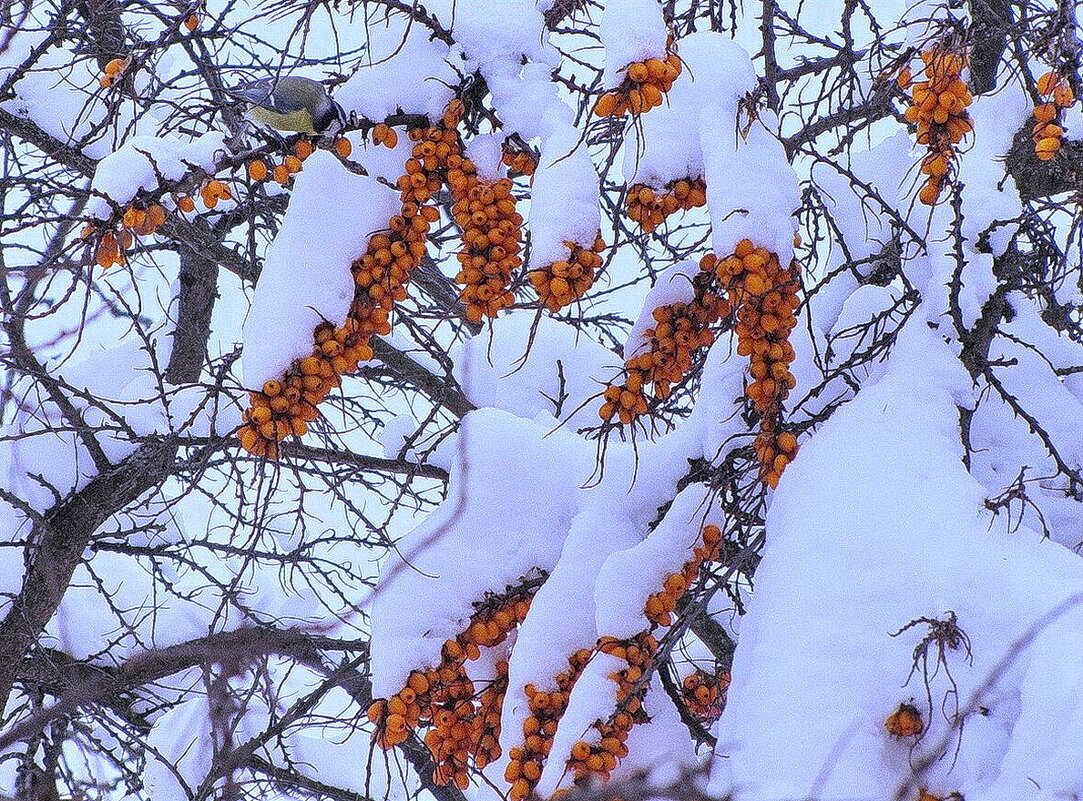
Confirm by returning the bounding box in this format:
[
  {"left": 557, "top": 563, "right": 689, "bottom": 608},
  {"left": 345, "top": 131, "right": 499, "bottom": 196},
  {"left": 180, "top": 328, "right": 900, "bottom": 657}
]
[
  {"left": 968, "top": 0, "right": 1012, "bottom": 95},
  {"left": 0, "top": 437, "right": 179, "bottom": 711},
  {"left": 165, "top": 219, "right": 220, "bottom": 384},
  {"left": 1006, "top": 126, "right": 1083, "bottom": 200}
]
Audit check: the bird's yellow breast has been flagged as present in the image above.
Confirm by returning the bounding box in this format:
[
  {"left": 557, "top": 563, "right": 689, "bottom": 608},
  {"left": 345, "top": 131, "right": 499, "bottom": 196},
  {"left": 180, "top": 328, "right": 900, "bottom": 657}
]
[{"left": 247, "top": 105, "right": 317, "bottom": 134}]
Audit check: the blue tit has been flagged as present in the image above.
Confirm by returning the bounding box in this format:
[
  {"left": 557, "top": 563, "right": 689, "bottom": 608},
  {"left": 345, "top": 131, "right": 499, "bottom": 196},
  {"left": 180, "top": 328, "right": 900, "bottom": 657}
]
[{"left": 228, "top": 76, "right": 345, "bottom": 135}]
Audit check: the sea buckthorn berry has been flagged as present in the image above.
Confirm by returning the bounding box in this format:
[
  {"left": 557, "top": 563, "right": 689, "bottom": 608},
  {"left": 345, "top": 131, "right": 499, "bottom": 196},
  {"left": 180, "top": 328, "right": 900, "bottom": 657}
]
[
  {"left": 294, "top": 139, "right": 314, "bottom": 160},
  {"left": 334, "top": 136, "right": 353, "bottom": 157},
  {"left": 593, "top": 91, "right": 619, "bottom": 117},
  {"left": 885, "top": 703, "right": 924, "bottom": 738},
  {"left": 248, "top": 159, "right": 268, "bottom": 181},
  {"left": 146, "top": 204, "right": 166, "bottom": 230},
  {"left": 1037, "top": 71, "right": 1060, "bottom": 96},
  {"left": 601, "top": 270, "right": 727, "bottom": 426},
  {"left": 183, "top": 13, "right": 199, "bottom": 31},
  {"left": 122, "top": 206, "right": 145, "bottom": 231}
]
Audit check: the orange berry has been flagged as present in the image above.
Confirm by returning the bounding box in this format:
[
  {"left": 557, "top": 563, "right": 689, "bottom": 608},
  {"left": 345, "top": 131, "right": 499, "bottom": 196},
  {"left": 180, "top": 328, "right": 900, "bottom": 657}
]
[
  {"left": 335, "top": 137, "right": 352, "bottom": 157},
  {"left": 1037, "top": 71, "right": 1060, "bottom": 96},
  {"left": 1035, "top": 136, "right": 1062, "bottom": 158},
  {"left": 1034, "top": 103, "right": 1057, "bottom": 124},
  {"left": 184, "top": 13, "right": 199, "bottom": 31},
  {"left": 146, "top": 204, "right": 166, "bottom": 229},
  {"left": 294, "top": 139, "right": 314, "bottom": 159},
  {"left": 593, "top": 92, "right": 618, "bottom": 117},
  {"left": 885, "top": 703, "right": 924, "bottom": 737},
  {"left": 248, "top": 159, "right": 268, "bottom": 181},
  {"left": 627, "top": 62, "right": 649, "bottom": 83},
  {"left": 122, "top": 206, "right": 144, "bottom": 230},
  {"left": 918, "top": 178, "right": 941, "bottom": 206}
]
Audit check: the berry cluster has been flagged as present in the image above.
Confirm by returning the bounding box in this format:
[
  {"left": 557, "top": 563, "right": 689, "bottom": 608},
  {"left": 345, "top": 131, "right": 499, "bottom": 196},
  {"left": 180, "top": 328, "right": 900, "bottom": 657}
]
[
  {"left": 624, "top": 178, "right": 707, "bottom": 233},
  {"left": 528, "top": 234, "right": 606, "bottom": 313},
  {"left": 566, "top": 631, "right": 658, "bottom": 783},
  {"left": 701, "top": 241, "right": 800, "bottom": 487},
  {"left": 372, "top": 123, "right": 400, "bottom": 148},
  {"left": 449, "top": 171, "right": 523, "bottom": 323},
  {"left": 593, "top": 48, "right": 683, "bottom": 118},
  {"left": 83, "top": 200, "right": 170, "bottom": 269},
  {"left": 643, "top": 524, "right": 721, "bottom": 628},
  {"left": 239, "top": 114, "right": 447, "bottom": 458},
  {"left": 599, "top": 273, "right": 729, "bottom": 425},
  {"left": 900, "top": 47, "right": 973, "bottom": 205},
  {"left": 502, "top": 145, "right": 537, "bottom": 178},
  {"left": 368, "top": 584, "right": 537, "bottom": 789},
  {"left": 505, "top": 648, "right": 594, "bottom": 800},
  {"left": 1033, "top": 71, "right": 1074, "bottom": 160},
  {"left": 99, "top": 57, "right": 129, "bottom": 89},
  {"left": 247, "top": 139, "right": 314, "bottom": 184},
  {"left": 680, "top": 669, "right": 729, "bottom": 723}
]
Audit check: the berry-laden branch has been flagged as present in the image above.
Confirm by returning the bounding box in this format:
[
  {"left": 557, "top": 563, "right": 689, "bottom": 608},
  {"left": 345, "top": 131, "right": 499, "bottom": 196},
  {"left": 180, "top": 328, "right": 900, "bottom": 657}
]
[
  {"left": 237, "top": 104, "right": 462, "bottom": 458},
  {"left": 563, "top": 525, "right": 724, "bottom": 786},
  {"left": 367, "top": 579, "right": 542, "bottom": 790},
  {"left": 599, "top": 273, "right": 729, "bottom": 426},
  {"left": 899, "top": 45, "right": 974, "bottom": 206},
  {"left": 701, "top": 241, "right": 801, "bottom": 487},
  {"left": 593, "top": 43, "right": 683, "bottom": 118}
]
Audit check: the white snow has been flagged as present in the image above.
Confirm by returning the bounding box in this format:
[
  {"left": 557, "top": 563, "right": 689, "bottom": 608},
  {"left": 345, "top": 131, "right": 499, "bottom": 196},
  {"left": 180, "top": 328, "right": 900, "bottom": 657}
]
[
  {"left": 368, "top": 408, "right": 596, "bottom": 696},
  {"left": 529, "top": 125, "right": 601, "bottom": 269},
  {"left": 599, "top": 0, "right": 668, "bottom": 87},
  {"left": 336, "top": 20, "right": 459, "bottom": 121},
  {"left": 241, "top": 151, "right": 399, "bottom": 387},
  {"left": 452, "top": 310, "right": 623, "bottom": 430},
  {"left": 711, "top": 319, "right": 1083, "bottom": 801}
]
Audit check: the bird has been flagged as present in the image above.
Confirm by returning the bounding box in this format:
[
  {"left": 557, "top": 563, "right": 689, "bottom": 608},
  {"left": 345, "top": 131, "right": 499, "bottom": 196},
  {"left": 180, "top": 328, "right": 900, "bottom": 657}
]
[{"left": 227, "top": 75, "right": 345, "bottom": 135}]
